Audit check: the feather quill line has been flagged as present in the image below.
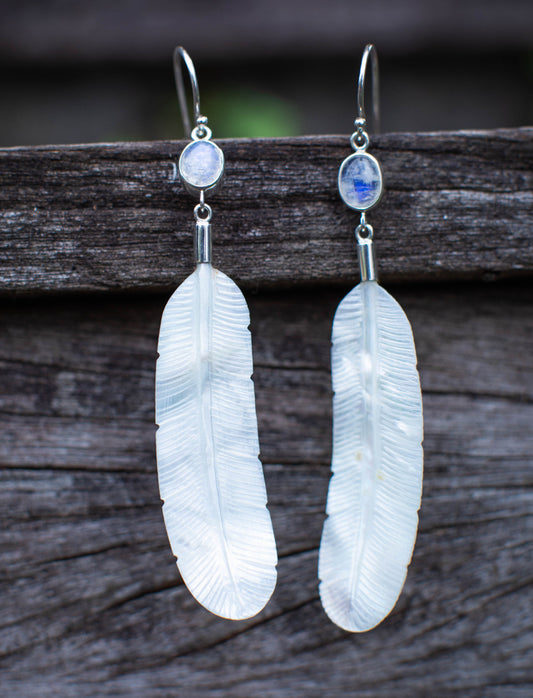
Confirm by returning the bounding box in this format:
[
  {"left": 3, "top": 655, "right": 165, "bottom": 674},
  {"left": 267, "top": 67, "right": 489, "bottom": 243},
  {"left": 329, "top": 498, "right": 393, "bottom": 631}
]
[
  {"left": 194, "top": 263, "right": 239, "bottom": 595},
  {"left": 348, "top": 282, "right": 380, "bottom": 598}
]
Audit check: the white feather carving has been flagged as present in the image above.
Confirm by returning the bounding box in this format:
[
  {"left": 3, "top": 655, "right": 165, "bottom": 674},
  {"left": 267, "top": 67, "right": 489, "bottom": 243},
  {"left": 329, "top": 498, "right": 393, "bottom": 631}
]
[
  {"left": 155, "top": 263, "right": 277, "bottom": 620},
  {"left": 319, "top": 280, "right": 423, "bottom": 632}
]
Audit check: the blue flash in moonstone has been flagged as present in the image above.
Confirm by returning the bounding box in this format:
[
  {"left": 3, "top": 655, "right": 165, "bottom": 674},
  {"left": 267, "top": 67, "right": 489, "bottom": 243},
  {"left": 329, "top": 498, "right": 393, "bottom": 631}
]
[
  {"left": 338, "top": 153, "right": 382, "bottom": 211},
  {"left": 354, "top": 179, "right": 375, "bottom": 201}
]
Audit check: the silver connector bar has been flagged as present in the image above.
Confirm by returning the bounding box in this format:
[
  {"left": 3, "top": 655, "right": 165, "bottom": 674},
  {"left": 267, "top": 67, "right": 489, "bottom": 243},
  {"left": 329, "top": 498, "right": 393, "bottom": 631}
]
[
  {"left": 194, "top": 219, "right": 212, "bottom": 263},
  {"left": 357, "top": 236, "right": 377, "bottom": 282}
]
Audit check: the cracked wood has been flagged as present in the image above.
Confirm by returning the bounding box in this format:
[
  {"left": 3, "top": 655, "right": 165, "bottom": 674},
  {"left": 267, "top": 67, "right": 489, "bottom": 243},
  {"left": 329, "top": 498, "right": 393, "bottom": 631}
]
[
  {"left": 0, "top": 128, "right": 532, "bottom": 295},
  {"left": 0, "top": 280, "right": 531, "bottom": 696}
]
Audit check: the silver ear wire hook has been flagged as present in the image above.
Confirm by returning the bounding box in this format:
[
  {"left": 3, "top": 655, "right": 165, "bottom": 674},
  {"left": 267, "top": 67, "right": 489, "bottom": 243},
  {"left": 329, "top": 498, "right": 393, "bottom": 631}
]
[
  {"left": 340, "top": 44, "right": 383, "bottom": 281},
  {"left": 173, "top": 46, "right": 209, "bottom": 139},
  {"left": 173, "top": 47, "right": 224, "bottom": 264},
  {"left": 356, "top": 44, "right": 380, "bottom": 135}
]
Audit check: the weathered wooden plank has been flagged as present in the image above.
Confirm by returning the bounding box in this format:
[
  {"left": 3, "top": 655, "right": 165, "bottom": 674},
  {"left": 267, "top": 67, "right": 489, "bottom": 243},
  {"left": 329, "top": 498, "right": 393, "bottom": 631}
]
[
  {"left": 0, "top": 0, "right": 531, "bottom": 63},
  {"left": 1, "top": 281, "right": 532, "bottom": 470},
  {"left": 0, "top": 129, "right": 532, "bottom": 295},
  {"left": 0, "top": 281, "right": 531, "bottom": 695}
]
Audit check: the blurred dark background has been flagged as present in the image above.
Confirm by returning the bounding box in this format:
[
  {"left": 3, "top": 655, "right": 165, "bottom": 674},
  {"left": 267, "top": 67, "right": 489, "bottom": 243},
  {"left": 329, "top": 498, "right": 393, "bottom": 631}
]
[{"left": 0, "top": 0, "right": 532, "bottom": 146}]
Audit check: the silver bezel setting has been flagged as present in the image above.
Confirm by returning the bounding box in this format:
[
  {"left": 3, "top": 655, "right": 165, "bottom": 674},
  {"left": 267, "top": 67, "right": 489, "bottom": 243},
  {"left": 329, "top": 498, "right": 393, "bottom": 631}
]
[
  {"left": 178, "top": 139, "right": 225, "bottom": 196},
  {"left": 338, "top": 151, "right": 383, "bottom": 212}
]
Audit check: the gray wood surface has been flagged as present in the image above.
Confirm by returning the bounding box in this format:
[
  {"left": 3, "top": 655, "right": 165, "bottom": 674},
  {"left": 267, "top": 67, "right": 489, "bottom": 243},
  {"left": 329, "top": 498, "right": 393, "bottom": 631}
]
[
  {"left": 0, "top": 280, "right": 531, "bottom": 696},
  {"left": 1, "top": 128, "right": 532, "bottom": 295},
  {"left": 1, "top": 0, "right": 532, "bottom": 62},
  {"left": 1, "top": 127, "right": 531, "bottom": 695}
]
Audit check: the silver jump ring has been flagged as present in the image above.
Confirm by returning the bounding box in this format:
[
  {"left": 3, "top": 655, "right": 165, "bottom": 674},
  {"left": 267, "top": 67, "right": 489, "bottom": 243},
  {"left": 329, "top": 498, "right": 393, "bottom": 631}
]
[
  {"left": 192, "top": 124, "right": 213, "bottom": 141},
  {"left": 350, "top": 130, "right": 370, "bottom": 152},
  {"left": 355, "top": 221, "right": 374, "bottom": 241},
  {"left": 194, "top": 203, "right": 213, "bottom": 222}
]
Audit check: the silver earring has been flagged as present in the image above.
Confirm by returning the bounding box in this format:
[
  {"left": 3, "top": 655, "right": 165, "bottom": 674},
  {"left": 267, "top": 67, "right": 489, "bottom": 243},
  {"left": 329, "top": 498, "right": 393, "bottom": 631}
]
[
  {"left": 155, "top": 47, "right": 277, "bottom": 620},
  {"left": 318, "top": 45, "right": 424, "bottom": 632}
]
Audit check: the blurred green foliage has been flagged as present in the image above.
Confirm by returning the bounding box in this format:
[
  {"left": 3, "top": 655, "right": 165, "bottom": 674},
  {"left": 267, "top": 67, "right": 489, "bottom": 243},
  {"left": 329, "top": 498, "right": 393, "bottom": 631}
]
[
  {"left": 157, "top": 87, "right": 301, "bottom": 139},
  {"left": 203, "top": 88, "right": 301, "bottom": 138}
]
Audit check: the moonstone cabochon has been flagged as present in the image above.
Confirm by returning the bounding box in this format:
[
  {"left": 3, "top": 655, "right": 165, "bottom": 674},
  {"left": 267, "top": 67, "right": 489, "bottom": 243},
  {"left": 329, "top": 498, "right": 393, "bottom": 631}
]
[
  {"left": 338, "top": 152, "right": 382, "bottom": 211},
  {"left": 179, "top": 139, "right": 225, "bottom": 192}
]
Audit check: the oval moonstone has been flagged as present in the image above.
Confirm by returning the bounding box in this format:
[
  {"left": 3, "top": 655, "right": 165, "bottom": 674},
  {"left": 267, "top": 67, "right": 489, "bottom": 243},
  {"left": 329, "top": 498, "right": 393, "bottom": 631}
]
[
  {"left": 338, "top": 152, "right": 382, "bottom": 211},
  {"left": 179, "top": 139, "right": 224, "bottom": 191}
]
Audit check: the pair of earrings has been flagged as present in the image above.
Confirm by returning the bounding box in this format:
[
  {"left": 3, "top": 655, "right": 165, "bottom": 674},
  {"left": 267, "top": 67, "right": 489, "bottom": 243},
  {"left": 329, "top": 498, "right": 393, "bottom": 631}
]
[{"left": 155, "top": 45, "right": 423, "bottom": 633}]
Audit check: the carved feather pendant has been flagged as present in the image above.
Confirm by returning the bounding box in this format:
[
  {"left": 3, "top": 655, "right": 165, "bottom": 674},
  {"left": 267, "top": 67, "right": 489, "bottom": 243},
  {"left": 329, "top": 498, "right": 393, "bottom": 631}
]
[
  {"left": 319, "top": 280, "right": 423, "bottom": 632},
  {"left": 155, "top": 262, "right": 277, "bottom": 620}
]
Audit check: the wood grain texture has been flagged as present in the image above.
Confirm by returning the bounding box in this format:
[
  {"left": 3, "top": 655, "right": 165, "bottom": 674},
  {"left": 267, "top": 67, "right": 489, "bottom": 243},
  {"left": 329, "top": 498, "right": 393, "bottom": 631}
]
[
  {"left": 0, "top": 0, "right": 531, "bottom": 62},
  {"left": 0, "top": 280, "right": 531, "bottom": 696},
  {"left": 0, "top": 128, "right": 532, "bottom": 295}
]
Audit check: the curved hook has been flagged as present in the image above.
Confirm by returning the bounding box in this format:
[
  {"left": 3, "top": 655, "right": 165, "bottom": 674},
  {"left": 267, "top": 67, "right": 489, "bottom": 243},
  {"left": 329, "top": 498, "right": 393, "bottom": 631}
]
[
  {"left": 357, "top": 44, "right": 380, "bottom": 134},
  {"left": 173, "top": 46, "right": 205, "bottom": 138}
]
